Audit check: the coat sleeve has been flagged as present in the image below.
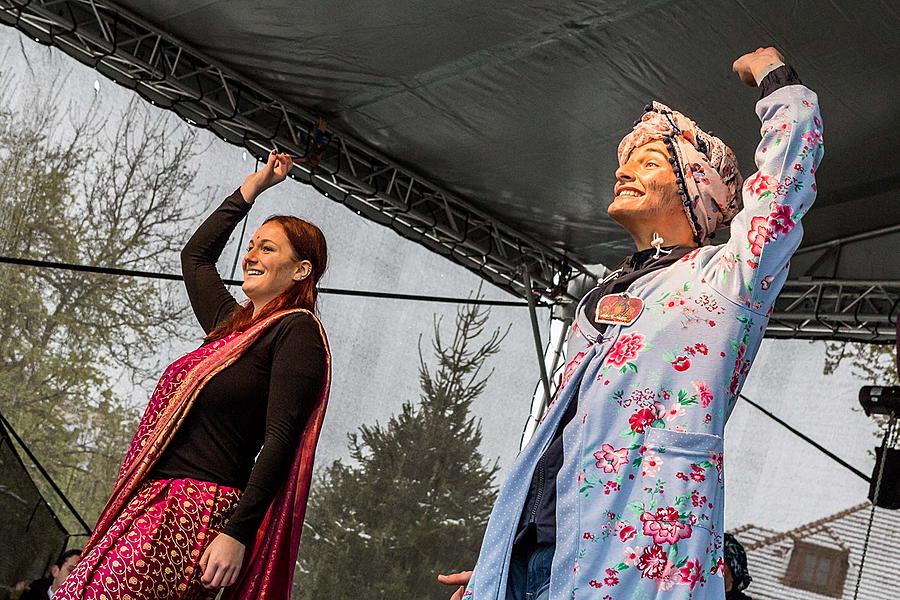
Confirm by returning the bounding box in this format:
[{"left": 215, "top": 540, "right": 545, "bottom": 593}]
[{"left": 706, "top": 84, "right": 824, "bottom": 314}]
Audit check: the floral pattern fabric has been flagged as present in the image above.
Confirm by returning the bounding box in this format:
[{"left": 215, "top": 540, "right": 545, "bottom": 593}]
[
  {"left": 466, "top": 84, "right": 823, "bottom": 599},
  {"left": 56, "top": 478, "right": 241, "bottom": 600}
]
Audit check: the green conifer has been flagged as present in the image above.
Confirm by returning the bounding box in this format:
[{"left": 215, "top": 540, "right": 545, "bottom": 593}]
[{"left": 296, "top": 300, "right": 506, "bottom": 599}]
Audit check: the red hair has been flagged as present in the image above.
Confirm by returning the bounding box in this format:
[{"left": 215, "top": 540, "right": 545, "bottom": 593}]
[{"left": 206, "top": 215, "right": 328, "bottom": 342}]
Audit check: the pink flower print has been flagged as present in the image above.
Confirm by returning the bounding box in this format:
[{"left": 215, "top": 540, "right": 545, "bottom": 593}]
[
  {"left": 760, "top": 275, "right": 775, "bottom": 290},
  {"left": 692, "top": 380, "right": 713, "bottom": 408},
  {"left": 618, "top": 523, "right": 637, "bottom": 542},
  {"left": 664, "top": 402, "right": 685, "bottom": 421},
  {"left": 720, "top": 252, "right": 736, "bottom": 272},
  {"left": 629, "top": 408, "right": 657, "bottom": 433},
  {"left": 694, "top": 343, "right": 708, "bottom": 355},
  {"left": 589, "top": 579, "right": 602, "bottom": 588},
  {"left": 606, "top": 333, "right": 645, "bottom": 368},
  {"left": 641, "top": 507, "right": 693, "bottom": 545},
  {"left": 711, "top": 556, "right": 725, "bottom": 576},
  {"left": 562, "top": 350, "right": 587, "bottom": 388},
  {"left": 689, "top": 463, "right": 706, "bottom": 482},
  {"left": 624, "top": 545, "right": 643, "bottom": 566},
  {"left": 768, "top": 203, "right": 796, "bottom": 236},
  {"left": 729, "top": 342, "right": 748, "bottom": 395},
  {"left": 604, "top": 568, "right": 620, "bottom": 586},
  {"left": 689, "top": 163, "right": 710, "bottom": 185},
  {"left": 802, "top": 129, "right": 823, "bottom": 145},
  {"left": 679, "top": 248, "right": 701, "bottom": 263},
  {"left": 641, "top": 450, "right": 663, "bottom": 477},
  {"left": 709, "top": 451, "right": 724, "bottom": 471},
  {"left": 637, "top": 545, "right": 669, "bottom": 579},
  {"left": 677, "top": 559, "right": 706, "bottom": 590},
  {"left": 656, "top": 562, "right": 678, "bottom": 592},
  {"left": 748, "top": 215, "right": 769, "bottom": 257},
  {"left": 746, "top": 172, "right": 776, "bottom": 197},
  {"left": 671, "top": 355, "right": 691, "bottom": 372},
  {"left": 594, "top": 444, "right": 629, "bottom": 474}
]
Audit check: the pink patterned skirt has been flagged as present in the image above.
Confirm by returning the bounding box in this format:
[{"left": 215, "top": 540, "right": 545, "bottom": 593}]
[{"left": 55, "top": 478, "right": 241, "bottom": 600}]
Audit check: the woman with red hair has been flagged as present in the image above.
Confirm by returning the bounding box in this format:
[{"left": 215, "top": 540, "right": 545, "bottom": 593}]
[{"left": 57, "top": 151, "right": 331, "bottom": 600}]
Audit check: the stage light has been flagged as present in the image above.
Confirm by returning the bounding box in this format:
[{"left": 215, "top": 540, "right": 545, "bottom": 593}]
[
  {"left": 860, "top": 386, "right": 900, "bottom": 509},
  {"left": 859, "top": 386, "right": 900, "bottom": 417}
]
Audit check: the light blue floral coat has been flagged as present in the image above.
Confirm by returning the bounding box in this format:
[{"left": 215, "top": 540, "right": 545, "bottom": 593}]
[{"left": 466, "top": 84, "right": 824, "bottom": 599}]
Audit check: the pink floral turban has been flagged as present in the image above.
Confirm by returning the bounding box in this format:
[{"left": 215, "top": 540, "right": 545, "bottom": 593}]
[{"left": 617, "top": 101, "right": 743, "bottom": 245}]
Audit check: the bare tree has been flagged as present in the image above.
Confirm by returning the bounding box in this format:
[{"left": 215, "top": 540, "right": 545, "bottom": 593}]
[{"left": 0, "top": 69, "right": 212, "bottom": 524}]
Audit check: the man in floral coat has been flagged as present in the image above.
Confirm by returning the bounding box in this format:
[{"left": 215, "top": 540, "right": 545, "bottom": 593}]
[{"left": 439, "top": 47, "right": 824, "bottom": 599}]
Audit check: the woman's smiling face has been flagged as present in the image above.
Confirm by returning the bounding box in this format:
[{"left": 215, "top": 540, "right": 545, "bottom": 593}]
[{"left": 241, "top": 221, "right": 308, "bottom": 308}]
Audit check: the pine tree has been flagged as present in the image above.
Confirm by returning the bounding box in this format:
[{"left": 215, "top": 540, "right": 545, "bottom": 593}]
[{"left": 295, "top": 300, "right": 507, "bottom": 599}]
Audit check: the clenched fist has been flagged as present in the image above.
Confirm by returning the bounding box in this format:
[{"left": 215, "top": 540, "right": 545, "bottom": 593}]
[{"left": 733, "top": 47, "right": 785, "bottom": 87}]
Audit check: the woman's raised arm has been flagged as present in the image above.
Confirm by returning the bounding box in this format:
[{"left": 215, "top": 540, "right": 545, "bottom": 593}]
[{"left": 181, "top": 151, "right": 294, "bottom": 334}]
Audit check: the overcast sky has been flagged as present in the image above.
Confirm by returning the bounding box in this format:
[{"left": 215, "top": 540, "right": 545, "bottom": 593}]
[{"left": 0, "top": 26, "right": 882, "bottom": 536}]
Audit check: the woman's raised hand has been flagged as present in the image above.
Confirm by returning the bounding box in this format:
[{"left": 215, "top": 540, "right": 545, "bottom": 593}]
[{"left": 240, "top": 150, "right": 294, "bottom": 204}]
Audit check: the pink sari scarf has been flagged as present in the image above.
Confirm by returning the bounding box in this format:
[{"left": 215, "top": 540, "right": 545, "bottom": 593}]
[{"left": 83, "top": 308, "right": 332, "bottom": 600}]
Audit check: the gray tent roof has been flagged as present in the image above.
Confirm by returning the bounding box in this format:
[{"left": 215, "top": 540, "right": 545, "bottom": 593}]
[
  {"left": 2, "top": 0, "right": 898, "bottom": 339},
  {"left": 109, "top": 0, "right": 900, "bottom": 276}
]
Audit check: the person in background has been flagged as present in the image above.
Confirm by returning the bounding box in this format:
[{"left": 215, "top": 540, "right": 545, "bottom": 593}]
[
  {"left": 19, "top": 549, "right": 81, "bottom": 600},
  {"left": 724, "top": 533, "right": 754, "bottom": 599}
]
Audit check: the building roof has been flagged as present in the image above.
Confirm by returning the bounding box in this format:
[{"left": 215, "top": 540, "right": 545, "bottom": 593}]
[{"left": 734, "top": 502, "right": 900, "bottom": 599}]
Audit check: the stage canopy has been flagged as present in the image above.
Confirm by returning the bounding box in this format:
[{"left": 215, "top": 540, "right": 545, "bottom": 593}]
[{"left": 1, "top": 0, "right": 898, "bottom": 341}]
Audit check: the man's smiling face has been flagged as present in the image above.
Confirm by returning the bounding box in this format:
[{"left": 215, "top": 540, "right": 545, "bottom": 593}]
[{"left": 607, "top": 140, "right": 682, "bottom": 228}]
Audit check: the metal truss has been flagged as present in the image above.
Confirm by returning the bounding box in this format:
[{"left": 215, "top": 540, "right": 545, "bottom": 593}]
[
  {"left": 0, "top": 0, "right": 590, "bottom": 301},
  {"left": 768, "top": 279, "right": 899, "bottom": 343},
  {"left": 1, "top": 2, "right": 897, "bottom": 341}
]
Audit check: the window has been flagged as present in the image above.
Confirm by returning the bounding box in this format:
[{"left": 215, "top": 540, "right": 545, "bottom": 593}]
[{"left": 783, "top": 540, "right": 849, "bottom": 597}]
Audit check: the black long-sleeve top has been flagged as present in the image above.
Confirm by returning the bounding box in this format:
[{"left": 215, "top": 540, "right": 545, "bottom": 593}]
[{"left": 148, "top": 190, "right": 327, "bottom": 546}]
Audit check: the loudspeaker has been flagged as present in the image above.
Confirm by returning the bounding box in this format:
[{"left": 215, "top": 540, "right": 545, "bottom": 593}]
[{"left": 869, "top": 446, "right": 900, "bottom": 509}]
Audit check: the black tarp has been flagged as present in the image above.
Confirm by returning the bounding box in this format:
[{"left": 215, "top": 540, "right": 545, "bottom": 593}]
[
  {"left": 106, "top": 0, "right": 900, "bottom": 278},
  {"left": 0, "top": 417, "right": 68, "bottom": 587}
]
